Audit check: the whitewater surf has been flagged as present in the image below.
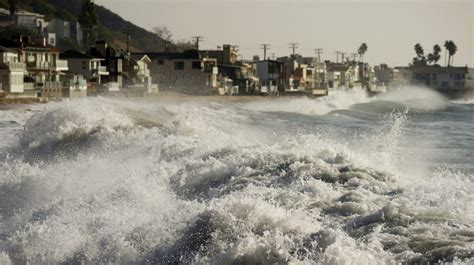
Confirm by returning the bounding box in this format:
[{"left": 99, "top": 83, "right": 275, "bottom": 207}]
[{"left": 0, "top": 87, "right": 472, "bottom": 264}]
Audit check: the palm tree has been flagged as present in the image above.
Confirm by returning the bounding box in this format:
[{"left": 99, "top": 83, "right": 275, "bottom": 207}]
[
  {"left": 413, "top": 43, "right": 426, "bottom": 66},
  {"left": 427, "top": 44, "right": 442, "bottom": 65},
  {"left": 414, "top": 43, "right": 424, "bottom": 57},
  {"left": 427, "top": 53, "right": 435, "bottom": 65},
  {"left": 447, "top": 41, "right": 457, "bottom": 66},
  {"left": 358, "top": 43, "right": 368, "bottom": 62},
  {"left": 444, "top": 41, "right": 457, "bottom": 67},
  {"left": 444, "top": 41, "right": 449, "bottom": 66}
]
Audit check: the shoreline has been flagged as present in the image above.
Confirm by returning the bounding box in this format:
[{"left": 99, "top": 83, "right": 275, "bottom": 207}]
[{"left": 1, "top": 89, "right": 473, "bottom": 110}]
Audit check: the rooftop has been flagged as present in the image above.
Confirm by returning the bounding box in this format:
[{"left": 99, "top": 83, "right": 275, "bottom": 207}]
[
  {"left": 397, "top": 66, "right": 468, "bottom": 74},
  {"left": 136, "top": 50, "right": 201, "bottom": 60}
]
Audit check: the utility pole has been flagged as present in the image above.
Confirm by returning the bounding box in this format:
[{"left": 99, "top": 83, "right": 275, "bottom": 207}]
[
  {"left": 314, "top": 48, "right": 323, "bottom": 62},
  {"left": 341, "top": 52, "right": 348, "bottom": 63},
  {"left": 260, "top": 44, "right": 270, "bottom": 60},
  {"left": 192, "top": 36, "right": 204, "bottom": 50},
  {"left": 334, "top": 51, "right": 343, "bottom": 63},
  {"left": 289, "top": 43, "right": 299, "bottom": 57},
  {"left": 126, "top": 32, "right": 131, "bottom": 53}
]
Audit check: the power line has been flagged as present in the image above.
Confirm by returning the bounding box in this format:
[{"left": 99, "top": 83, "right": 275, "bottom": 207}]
[
  {"left": 314, "top": 48, "right": 323, "bottom": 62},
  {"left": 192, "top": 36, "right": 204, "bottom": 50},
  {"left": 334, "top": 51, "right": 344, "bottom": 63},
  {"left": 260, "top": 44, "right": 270, "bottom": 60},
  {"left": 289, "top": 43, "right": 299, "bottom": 56},
  {"left": 341, "top": 52, "right": 348, "bottom": 63}
]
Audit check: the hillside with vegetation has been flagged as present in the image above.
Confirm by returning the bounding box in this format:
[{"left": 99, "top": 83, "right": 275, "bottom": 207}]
[{"left": 0, "top": 0, "right": 171, "bottom": 52}]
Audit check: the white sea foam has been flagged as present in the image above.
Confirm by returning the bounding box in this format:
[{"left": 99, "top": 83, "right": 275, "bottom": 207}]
[
  {"left": 241, "top": 88, "right": 372, "bottom": 115},
  {"left": 0, "top": 93, "right": 472, "bottom": 264}
]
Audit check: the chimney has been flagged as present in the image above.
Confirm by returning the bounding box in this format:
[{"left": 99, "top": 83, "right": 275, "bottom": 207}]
[{"left": 223, "top": 44, "right": 231, "bottom": 65}]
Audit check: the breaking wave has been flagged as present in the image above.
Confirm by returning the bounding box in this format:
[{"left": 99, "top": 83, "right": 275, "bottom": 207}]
[{"left": 0, "top": 91, "right": 472, "bottom": 264}]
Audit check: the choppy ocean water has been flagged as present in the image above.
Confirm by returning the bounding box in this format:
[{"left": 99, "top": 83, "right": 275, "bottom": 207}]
[{"left": 0, "top": 87, "right": 472, "bottom": 264}]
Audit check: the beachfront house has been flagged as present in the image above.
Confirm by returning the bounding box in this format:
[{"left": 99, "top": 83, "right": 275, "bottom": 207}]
[
  {"left": 276, "top": 56, "right": 328, "bottom": 95},
  {"left": 325, "top": 62, "right": 351, "bottom": 89},
  {"left": 89, "top": 41, "right": 128, "bottom": 91},
  {"left": 0, "top": 36, "right": 68, "bottom": 98},
  {"left": 60, "top": 49, "right": 109, "bottom": 87},
  {"left": 141, "top": 50, "right": 218, "bottom": 95},
  {"left": 397, "top": 66, "right": 469, "bottom": 96},
  {"left": 0, "top": 46, "right": 27, "bottom": 97},
  {"left": 201, "top": 45, "right": 257, "bottom": 95},
  {"left": 255, "top": 59, "right": 286, "bottom": 95},
  {"left": 466, "top": 68, "right": 474, "bottom": 93},
  {"left": 131, "top": 54, "right": 158, "bottom": 93}
]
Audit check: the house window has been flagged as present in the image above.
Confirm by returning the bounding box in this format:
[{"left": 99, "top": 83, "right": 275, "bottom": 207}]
[
  {"left": 174, "top": 61, "right": 184, "bottom": 70},
  {"left": 192, "top": 61, "right": 202, "bottom": 70},
  {"left": 442, "top": 81, "right": 449, "bottom": 88},
  {"left": 158, "top": 59, "right": 164, "bottom": 65},
  {"left": 82, "top": 61, "right": 87, "bottom": 70}
]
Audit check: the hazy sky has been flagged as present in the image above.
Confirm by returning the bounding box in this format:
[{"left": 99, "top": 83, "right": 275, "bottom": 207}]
[{"left": 95, "top": 0, "right": 473, "bottom": 67}]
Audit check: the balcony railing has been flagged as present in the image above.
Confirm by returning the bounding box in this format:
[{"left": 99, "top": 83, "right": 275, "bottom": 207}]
[
  {"left": 27, "top": 60, "right": 69, "bottom": 71},
  {"left": 27, "top": 61, "right": 50, "bottom": 70},
  {"left": 24, "top": 83, "right": 35, "bottom": 90},
  {"left": 38, "top": 81, "right": 63, "bottom": 89},
  {"left": 6, "top": 62, "right": 26, "bottom": 71}
]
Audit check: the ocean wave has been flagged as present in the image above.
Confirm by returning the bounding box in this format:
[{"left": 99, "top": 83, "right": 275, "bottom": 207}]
[{"left": 0, "top": 97, "right": 472, "bottom": 264}]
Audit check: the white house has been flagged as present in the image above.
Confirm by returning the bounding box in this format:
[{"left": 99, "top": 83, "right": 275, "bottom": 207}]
[
  {"left": 0, "top": 46, "right": 26, "bottom": 96},
  {"left": 60, "top": 50, "right": 108, "bottom": 85},
  {"left": 131, "top": 54, "right": 158, "bottom": 93},
  {"left": 0, "top": 36, "right": 69, "bottom": 98}
]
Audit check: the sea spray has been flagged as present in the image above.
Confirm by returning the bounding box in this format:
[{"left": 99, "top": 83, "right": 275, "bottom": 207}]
[{"left": 0, "top": 92, "right": 472, "bottom": 264}]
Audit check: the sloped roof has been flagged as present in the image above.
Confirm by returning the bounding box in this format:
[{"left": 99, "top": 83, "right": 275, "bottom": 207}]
[
  {"left": 60, "top": 50, "right": 94, "bottom": 59},
  {"left": 131, "top": 54, "right": 151, "bottom": 63}
]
